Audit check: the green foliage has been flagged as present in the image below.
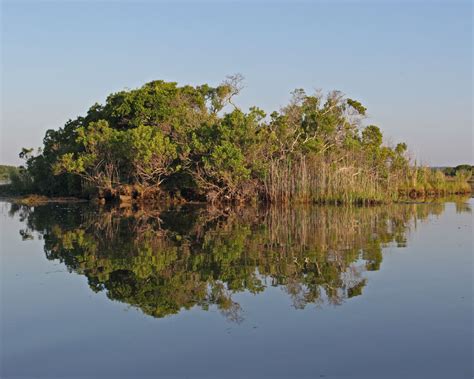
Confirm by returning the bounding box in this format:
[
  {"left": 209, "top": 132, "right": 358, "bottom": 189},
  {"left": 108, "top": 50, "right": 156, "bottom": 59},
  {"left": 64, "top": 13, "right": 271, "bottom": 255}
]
[
  {"left": 0, "top": 165, "right": 19, "bottom": 181},
  {"left": 54, "top": 120, "right": 129, "bottom": 190},
  {"left": 362, "top": 125, "right": 383, "bottom": 148},
  {"left": 443, "top": 164, "right": 473, "bottom": 177},
  {"left": 14, "top": 77, "right": 470, "bottom": 203},
  {"left": 346, "top": 98, "right": 367, "bottom": 116},
  {"left": 129, "top": 125, "right": 178, "bottom": 187}
]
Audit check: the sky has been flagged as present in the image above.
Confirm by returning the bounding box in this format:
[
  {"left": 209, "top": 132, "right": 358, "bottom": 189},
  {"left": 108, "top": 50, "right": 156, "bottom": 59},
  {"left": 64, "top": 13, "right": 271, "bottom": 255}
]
[{"left": 1, "top": 0, "right": 472, "bottom": 166}]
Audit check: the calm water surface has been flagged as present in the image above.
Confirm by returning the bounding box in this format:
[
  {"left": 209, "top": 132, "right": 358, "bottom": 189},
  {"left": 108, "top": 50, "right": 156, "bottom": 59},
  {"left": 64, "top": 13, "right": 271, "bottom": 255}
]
[{"left": 1, "top": 199, "right": 472, "bottom": 378}]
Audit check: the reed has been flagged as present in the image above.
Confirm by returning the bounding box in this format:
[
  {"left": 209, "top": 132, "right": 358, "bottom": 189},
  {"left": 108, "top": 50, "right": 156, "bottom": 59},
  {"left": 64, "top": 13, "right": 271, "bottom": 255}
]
[
  {"left": 265, "top": 154, "right": 393, "bottom": 205},
  {"left": 264, "top": 153, "right": 471, "bottom": 204}
]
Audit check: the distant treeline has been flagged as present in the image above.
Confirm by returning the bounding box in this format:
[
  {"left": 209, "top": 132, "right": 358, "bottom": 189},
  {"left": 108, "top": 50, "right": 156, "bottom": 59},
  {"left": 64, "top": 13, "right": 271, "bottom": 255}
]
[
  {"left": 0, "top": 165, "right": 19, "bottom": 182},
  {"left": 439, "top": 165, "right": 473, "bottom": 177},
  {"left": 6, "top": 76, "right": 472, "bottom": 204}
]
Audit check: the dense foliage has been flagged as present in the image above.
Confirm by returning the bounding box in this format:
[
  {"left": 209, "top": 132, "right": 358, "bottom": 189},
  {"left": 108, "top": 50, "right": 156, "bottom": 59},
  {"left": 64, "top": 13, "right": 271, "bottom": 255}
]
[
  {"left": 12, "top": 77, "right": 471, "bottom": 203},
  {"left": 442, "top": 165, "right": 473, "bottom": 177},
  {"left": 0, "top": 165, "right": 19, "bottom": 181}
]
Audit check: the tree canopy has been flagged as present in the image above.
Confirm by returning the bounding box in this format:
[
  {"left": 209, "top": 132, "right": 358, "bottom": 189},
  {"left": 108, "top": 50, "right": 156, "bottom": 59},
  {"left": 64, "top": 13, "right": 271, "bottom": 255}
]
[{"left": 12, "top": 77, "right": 470, "bottom": 203}]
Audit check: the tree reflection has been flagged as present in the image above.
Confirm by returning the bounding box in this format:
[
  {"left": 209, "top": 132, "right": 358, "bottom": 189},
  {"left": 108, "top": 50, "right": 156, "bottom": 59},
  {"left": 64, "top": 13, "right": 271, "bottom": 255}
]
[{"left": 10, "top": 200, "right": 467, "bottom": 322}]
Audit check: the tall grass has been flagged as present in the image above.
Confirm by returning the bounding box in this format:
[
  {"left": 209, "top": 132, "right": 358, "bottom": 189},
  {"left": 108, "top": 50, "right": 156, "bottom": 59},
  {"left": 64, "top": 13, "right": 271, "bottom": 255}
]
[
  {"left": 399, "top": 167, "right": 471, "bottom": 198},
  {"left": 264, "top": 155, "right": 471, "bottom": 204},
  {"left": 265, "top": 154, "right": 392, "bottom": 204}
]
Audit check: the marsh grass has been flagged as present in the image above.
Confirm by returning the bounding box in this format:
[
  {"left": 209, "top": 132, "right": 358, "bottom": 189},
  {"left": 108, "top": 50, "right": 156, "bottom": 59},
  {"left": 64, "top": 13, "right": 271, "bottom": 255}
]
[{"left": 264, "top": 156, "right": 470, "bottom": 205}]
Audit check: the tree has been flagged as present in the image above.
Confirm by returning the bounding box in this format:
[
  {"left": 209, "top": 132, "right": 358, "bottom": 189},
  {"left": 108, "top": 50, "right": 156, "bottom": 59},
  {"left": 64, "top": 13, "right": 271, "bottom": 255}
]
[
  {"left": 129, "top": 125, "right": 178, "bottom": 194},
  {"left": 54, "top": 120, "right": 129, "bottom": 192}
]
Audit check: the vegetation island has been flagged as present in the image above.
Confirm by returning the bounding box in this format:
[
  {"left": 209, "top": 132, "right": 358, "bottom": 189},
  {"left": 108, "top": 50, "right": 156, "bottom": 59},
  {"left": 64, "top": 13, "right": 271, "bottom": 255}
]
[{"left": 2, "top": 76, "right": 472, "bottom": 205}]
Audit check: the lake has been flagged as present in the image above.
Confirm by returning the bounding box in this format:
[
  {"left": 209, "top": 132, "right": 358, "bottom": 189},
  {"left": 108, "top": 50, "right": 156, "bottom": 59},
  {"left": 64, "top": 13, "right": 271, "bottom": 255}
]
[{"left": 1, "top": 199, "right": 472, "bottom": 378}]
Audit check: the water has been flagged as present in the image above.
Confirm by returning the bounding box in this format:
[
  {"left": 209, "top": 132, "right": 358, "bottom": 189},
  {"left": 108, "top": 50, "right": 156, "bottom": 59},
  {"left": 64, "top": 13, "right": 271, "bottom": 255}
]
[{"left": 1, "top": 199, "right": 472, "bottom": 378}]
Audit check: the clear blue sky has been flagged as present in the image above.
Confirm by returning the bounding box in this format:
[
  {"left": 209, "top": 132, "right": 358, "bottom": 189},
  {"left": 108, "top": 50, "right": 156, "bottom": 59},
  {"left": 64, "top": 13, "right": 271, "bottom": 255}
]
[{"left": 1, "top": 0, "right": 472, "bottom": 166}]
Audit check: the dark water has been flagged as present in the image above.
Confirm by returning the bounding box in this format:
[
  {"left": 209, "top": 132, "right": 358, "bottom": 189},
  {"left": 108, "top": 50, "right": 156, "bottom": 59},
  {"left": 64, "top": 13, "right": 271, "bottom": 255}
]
[{"left": 1, "top": 199, "right": 472, "bottom": 378}]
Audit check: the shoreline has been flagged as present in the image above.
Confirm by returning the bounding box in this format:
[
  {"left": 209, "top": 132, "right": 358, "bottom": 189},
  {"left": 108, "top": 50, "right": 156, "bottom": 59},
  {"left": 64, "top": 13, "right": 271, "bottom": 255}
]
[
  {"left": 1, "top": 192, "right": 470, "bottom": 207},
  {"left": 0, "top": 195, "right": 89, "bottom": 206}
]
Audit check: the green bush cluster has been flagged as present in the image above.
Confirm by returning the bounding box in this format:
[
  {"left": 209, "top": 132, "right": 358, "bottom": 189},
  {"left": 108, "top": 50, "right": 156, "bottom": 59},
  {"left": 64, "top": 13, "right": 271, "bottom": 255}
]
[
  {"left": 12, "top": 77, "right": 470, "bottom": 203},
  {"left": 0, "top": 165, "right": 19, "bottom": 182},
  {"left": 442, "top": 165, "right": 473, "bottom": 177}
]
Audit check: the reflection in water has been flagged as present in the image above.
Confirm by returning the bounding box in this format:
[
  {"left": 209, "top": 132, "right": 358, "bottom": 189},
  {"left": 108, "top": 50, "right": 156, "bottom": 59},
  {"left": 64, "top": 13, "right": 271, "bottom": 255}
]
[{"left": 8, "top": 199, "right": 469, "bottom": 322}]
